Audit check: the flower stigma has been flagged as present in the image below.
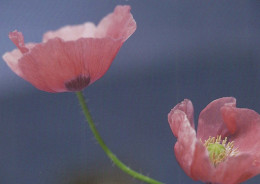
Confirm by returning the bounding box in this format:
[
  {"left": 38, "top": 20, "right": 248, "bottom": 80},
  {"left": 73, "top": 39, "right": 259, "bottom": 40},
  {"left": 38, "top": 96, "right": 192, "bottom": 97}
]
[{"left": 203, "top": 136, "right": 238, "bottom": 166}]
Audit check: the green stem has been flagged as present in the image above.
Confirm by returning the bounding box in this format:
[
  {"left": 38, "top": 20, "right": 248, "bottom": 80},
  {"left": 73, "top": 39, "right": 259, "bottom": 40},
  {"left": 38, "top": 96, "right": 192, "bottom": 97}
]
[{"left": 76, "top": 91, "right": 164, "bottom": 184}]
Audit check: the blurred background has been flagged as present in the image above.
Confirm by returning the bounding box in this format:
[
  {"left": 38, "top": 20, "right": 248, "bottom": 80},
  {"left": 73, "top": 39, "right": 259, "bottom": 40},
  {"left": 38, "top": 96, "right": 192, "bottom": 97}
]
[{"left": 0, "top": 0, "right": 259, "bottom": 183}]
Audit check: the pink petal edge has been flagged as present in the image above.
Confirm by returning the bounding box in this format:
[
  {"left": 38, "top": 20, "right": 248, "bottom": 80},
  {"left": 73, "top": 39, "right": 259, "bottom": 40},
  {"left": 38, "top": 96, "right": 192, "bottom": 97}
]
[
  {"left": 9, "top": 30, "right": 29, "bottom": 53},
  {"left": 95, "top": 5, "right": 137, "bottom": 42},
  {"left": 221, "top": 105, "right": 260, "bottom": 167},
  {"left": 197, "top": 97, "right": 236, "bottom": 141},
  {"left": 43, "top": 22, "right": 97, "bottom": 42},
  {"left": 168, "top": 99, "right": 195, "bottom": 137},
  {"left": 43, "top": 5, "right": 136, "bottom": 43},
  {"left": 170, "top": 104, "right": 197, "bottom": 177}
]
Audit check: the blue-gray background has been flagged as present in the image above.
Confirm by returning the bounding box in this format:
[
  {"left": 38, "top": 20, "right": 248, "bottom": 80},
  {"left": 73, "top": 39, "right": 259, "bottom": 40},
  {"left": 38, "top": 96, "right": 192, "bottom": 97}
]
[{"left": 0, "top": 0, "right": 259, "bottom": 183}]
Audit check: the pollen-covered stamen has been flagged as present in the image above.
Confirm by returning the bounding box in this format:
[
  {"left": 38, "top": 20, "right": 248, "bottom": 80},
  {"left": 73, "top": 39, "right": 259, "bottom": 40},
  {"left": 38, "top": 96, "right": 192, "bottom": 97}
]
[
  {"left": 65, "top": 75, "right": 91, "bottom": 91},
  {"left": 203, "top": 135, "right": 239, "bottom": 166}
]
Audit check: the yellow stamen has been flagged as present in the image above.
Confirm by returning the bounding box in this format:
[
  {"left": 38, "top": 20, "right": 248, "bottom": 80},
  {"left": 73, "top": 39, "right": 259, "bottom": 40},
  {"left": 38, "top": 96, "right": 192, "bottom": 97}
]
[{"left": 203, "top": 135, "right": 239, "bottom": 166}]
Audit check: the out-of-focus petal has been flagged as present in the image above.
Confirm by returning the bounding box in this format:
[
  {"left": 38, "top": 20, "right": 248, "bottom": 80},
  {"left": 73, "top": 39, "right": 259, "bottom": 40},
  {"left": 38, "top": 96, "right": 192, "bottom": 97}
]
[
  {"left": 43, "top": 22, "right": 96, "bottom": 42},
  {"left": 95, "top": 5, "right": 137, "bottom": 42},
  {"left": 197, "top": 97, "right": 236, "bottom": 141}
]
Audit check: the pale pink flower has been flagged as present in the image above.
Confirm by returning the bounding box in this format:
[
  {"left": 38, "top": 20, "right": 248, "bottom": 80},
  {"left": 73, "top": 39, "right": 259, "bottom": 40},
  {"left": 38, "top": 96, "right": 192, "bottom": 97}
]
[
  {"left": 168, "top": 97, "right": 260, "bottom": 184},
  {"left": 3, "top": 5, "right": 136, "bottom": 92}
]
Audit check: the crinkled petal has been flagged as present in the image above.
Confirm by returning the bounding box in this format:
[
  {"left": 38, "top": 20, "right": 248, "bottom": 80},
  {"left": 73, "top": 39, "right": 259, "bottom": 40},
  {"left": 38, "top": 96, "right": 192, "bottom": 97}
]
[
  {"left": 171, "top": 108, "right": 197, "bottom": 178},
  {"left": 3, "top": 31, "right": 36, "bottom": 77},
  {"left": 168, "top": 99, "right": 194, "bottom": 137},
  {"left": 5, "top": 37, "right": 122, "bottom": 92},
  {"left": 197, "top": 97, "right": 236, "bottom": 141},
  {"left": 95, "top": 5, "right": 136, "bottom": 42},
  {"left": 43, "top": 22, "right": 96, "bottom": 42},
  {"left": 221, "top": 105, "right": 260, "bottom": 170},
  {"left": 43, "top": 5, "right": 136, "bottom": 42},
  {"left": 9, "top": 30, "right": 29, "bottom": 53}
]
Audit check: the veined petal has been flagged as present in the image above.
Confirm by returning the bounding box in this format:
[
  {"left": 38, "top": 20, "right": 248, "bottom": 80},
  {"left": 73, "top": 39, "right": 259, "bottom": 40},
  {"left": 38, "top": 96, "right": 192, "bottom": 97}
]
[
  {"left": 3, "top": 6, "right": 136, "bottom": 93},
  {"left": 16, "top": 37, "right": 122, "bottom": 92}
]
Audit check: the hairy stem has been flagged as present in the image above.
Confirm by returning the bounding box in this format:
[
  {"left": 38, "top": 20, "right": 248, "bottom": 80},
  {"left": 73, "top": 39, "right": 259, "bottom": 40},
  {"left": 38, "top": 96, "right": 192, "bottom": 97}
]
[{"left": 76, "top": 91, "right": 163, "bottom": 184}]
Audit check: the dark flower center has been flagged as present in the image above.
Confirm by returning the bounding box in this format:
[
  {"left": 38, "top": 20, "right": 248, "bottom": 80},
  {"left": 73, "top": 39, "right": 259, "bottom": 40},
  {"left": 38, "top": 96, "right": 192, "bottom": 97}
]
[{"left": 65, "top": 75, "right": 90, "bottom": 91}]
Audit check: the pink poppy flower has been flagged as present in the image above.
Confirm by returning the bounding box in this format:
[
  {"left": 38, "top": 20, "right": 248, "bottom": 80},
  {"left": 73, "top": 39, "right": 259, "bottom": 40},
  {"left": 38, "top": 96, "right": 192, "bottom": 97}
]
[
  {"left": 2, "top": 5, "right": 136, "bottom": 92},
  {"left": 168, "top": 97, "right": 260, "bottom": 184}
]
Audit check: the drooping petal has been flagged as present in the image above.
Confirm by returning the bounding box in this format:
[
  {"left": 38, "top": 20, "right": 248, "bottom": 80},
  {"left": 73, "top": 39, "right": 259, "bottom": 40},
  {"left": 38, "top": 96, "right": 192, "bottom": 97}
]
[
  {"left": 14, "top": 37, "right": 122, "bottom": 92},
  {"left": 168, "top": 99, "right": 194, "bottom": 137},
  {"left": 95, "top": 5, "right": 137, "bottom": 42},
  {"left": 197, "top": 97, "right": 236, "bottom": 141},
  {"left": 43, "top": 22, "right": 96, "bottom": 42},
  {"left": 169, "top": 107, "right": 197, "bottom": 178}
]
